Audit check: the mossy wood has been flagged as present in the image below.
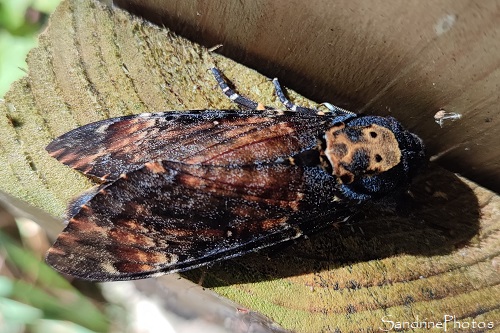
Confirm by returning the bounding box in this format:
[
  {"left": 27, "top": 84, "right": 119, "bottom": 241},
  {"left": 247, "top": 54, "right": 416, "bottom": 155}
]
[{"left": 0, "top": 0, "right": 498, "bottom": 331}]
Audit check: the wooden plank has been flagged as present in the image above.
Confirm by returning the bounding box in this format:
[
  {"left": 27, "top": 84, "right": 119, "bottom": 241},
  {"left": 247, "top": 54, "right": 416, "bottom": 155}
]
[{"left": 0, "top": 0, "right": 498, "bottom": 331}]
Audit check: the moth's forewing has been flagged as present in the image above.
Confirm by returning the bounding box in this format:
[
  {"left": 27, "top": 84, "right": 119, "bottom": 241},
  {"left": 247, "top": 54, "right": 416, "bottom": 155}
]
[
  {"left": 45, "top": 161, "right": 350, "bottom": 281},
  {"left": 46, "top": 111, "right": 331, "bottom": 180}
]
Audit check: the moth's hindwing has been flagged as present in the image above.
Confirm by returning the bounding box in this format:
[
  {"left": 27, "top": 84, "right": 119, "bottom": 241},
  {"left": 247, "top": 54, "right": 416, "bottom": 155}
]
[{"left": 46, "top": 160, "right": 349, "bottom": 281}]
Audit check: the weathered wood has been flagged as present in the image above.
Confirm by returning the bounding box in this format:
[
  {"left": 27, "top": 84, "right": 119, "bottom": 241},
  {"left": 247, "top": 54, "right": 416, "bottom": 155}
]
[
  {"left": 0, "top": 0, "right": 498, "bottom": 331},
  {"left": 116, "top": 0, "right": 500, "bottom": 195}
]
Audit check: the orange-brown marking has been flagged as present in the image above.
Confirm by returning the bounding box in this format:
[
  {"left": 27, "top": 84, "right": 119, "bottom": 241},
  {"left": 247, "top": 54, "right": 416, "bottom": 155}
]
[
  {"left": 177, "top": 172, "right": 208, "bottom": 189},
  {"left": 115, "top": 262, "right": 154, "bottom": 273},
  {"left": 184, "top": 122, "right": 297, "bottom": 165},
  {"left": 144, "top": 161, "right": 167, "bottom": 173},
  {"left": 57, "top": 232, "right": 80, "bottom": 243},
  {"left": 101, "top": 173, "right": 112, "bottom": 180},
  {"left": 57, "top": 151, "right": 104, "bottom": 170},
  {"left": 115, "top": 246, "right": 170, "bottom": 264},
  {"left": 109, "top": 229, "right": 156, "bottom": 247},
  {"left": 115, "top": 218, "right": 149, "bottom": 233},
  {"left": 67, "top": 217, "right": 107, "bottom": 235},
  {"left": 47, "top": 247, "right": 66, "bottom": 256},
  {"left": 256, "top": 102, "right": 266, "bottom": 110},
  {"left": 261, "top": 217, "right": 288, "bottom": 231},
  {"left": 324, "top": 123, "right": 401, "bottom": 184},
  {"left": 79, "top": 204, "right": 91, "bottom": 212}
]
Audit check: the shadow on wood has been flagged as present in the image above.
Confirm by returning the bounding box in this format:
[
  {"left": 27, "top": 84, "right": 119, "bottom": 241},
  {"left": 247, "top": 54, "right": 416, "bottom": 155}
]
[{"left": 183, "top": 164, "right": 480, "bottom": 287}]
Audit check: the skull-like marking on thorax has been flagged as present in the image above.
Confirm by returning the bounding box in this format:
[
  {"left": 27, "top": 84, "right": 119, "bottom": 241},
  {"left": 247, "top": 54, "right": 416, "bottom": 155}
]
[{"left": 324, "top": 123, "right": 402, "bottom": 184}]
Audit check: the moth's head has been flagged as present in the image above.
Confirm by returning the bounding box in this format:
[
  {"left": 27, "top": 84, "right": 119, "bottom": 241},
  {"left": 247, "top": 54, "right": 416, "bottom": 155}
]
[{"left": 324, "top": 116, "right": 425, "bottom": 200}]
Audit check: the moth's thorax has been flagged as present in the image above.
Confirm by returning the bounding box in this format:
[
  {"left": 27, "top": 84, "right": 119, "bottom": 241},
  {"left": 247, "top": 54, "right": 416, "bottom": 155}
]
[{"left": 323, "top": 122, "right": 402, "bottom": 184}]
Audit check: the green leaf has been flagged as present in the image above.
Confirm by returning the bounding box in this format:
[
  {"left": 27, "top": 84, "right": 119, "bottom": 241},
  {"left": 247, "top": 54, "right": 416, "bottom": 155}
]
[
  {"left": 0, "top": 0, "right": 31, "bottom": 30},
  {"left": 0, "top": 31, "right": 36, "bottom": 97},
  {"left": 0, "top": 296, "right": 43, "bottom": 323},
  {"left": 32, "top": 0, "right": 62, "bottom": 14}
]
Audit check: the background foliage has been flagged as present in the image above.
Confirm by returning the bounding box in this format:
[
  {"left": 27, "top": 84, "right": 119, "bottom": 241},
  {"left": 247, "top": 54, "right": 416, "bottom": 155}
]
[{"left": 0, "top": 0, "right": 60, "bottom": 97}]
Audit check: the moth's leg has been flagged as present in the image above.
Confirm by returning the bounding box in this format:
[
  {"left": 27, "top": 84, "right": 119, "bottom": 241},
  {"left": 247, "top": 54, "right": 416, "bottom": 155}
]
[
  {"left": 211, "top": 67, "right": 272, "bottom": 110},
  {"left": 272, "top": 78, "right": 318, "bottom": 114},
  {"left": 319, "top": 102, "right": 357, "bottom": 118},
  {"left": 272, "top": 78, "right": 358, "bottom": 118}
]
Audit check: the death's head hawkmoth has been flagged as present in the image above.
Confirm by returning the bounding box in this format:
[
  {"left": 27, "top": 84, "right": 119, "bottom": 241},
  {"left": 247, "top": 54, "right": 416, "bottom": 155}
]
[{"left": 45, "top": 67, "right": 425, "bottom": 281}]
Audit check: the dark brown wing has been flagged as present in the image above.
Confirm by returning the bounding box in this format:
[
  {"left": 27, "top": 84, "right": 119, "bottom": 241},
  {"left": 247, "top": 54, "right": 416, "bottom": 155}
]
[
  {"left": 45, "top": 160, "right": 350, "bottom": 281},
  {"left": 46, "top": 110, "right": 331, "bottom": 180}
]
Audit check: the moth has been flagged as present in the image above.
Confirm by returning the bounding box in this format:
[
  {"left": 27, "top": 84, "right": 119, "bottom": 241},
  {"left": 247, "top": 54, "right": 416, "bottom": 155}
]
[{"left": 45, "top": 67, "right": 425, "bottom": 281}]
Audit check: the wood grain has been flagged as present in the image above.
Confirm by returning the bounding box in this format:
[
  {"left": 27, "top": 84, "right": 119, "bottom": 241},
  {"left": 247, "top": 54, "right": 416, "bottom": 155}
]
[{"left": 0, "top": 0, "right": 498, "bottom": 331}]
